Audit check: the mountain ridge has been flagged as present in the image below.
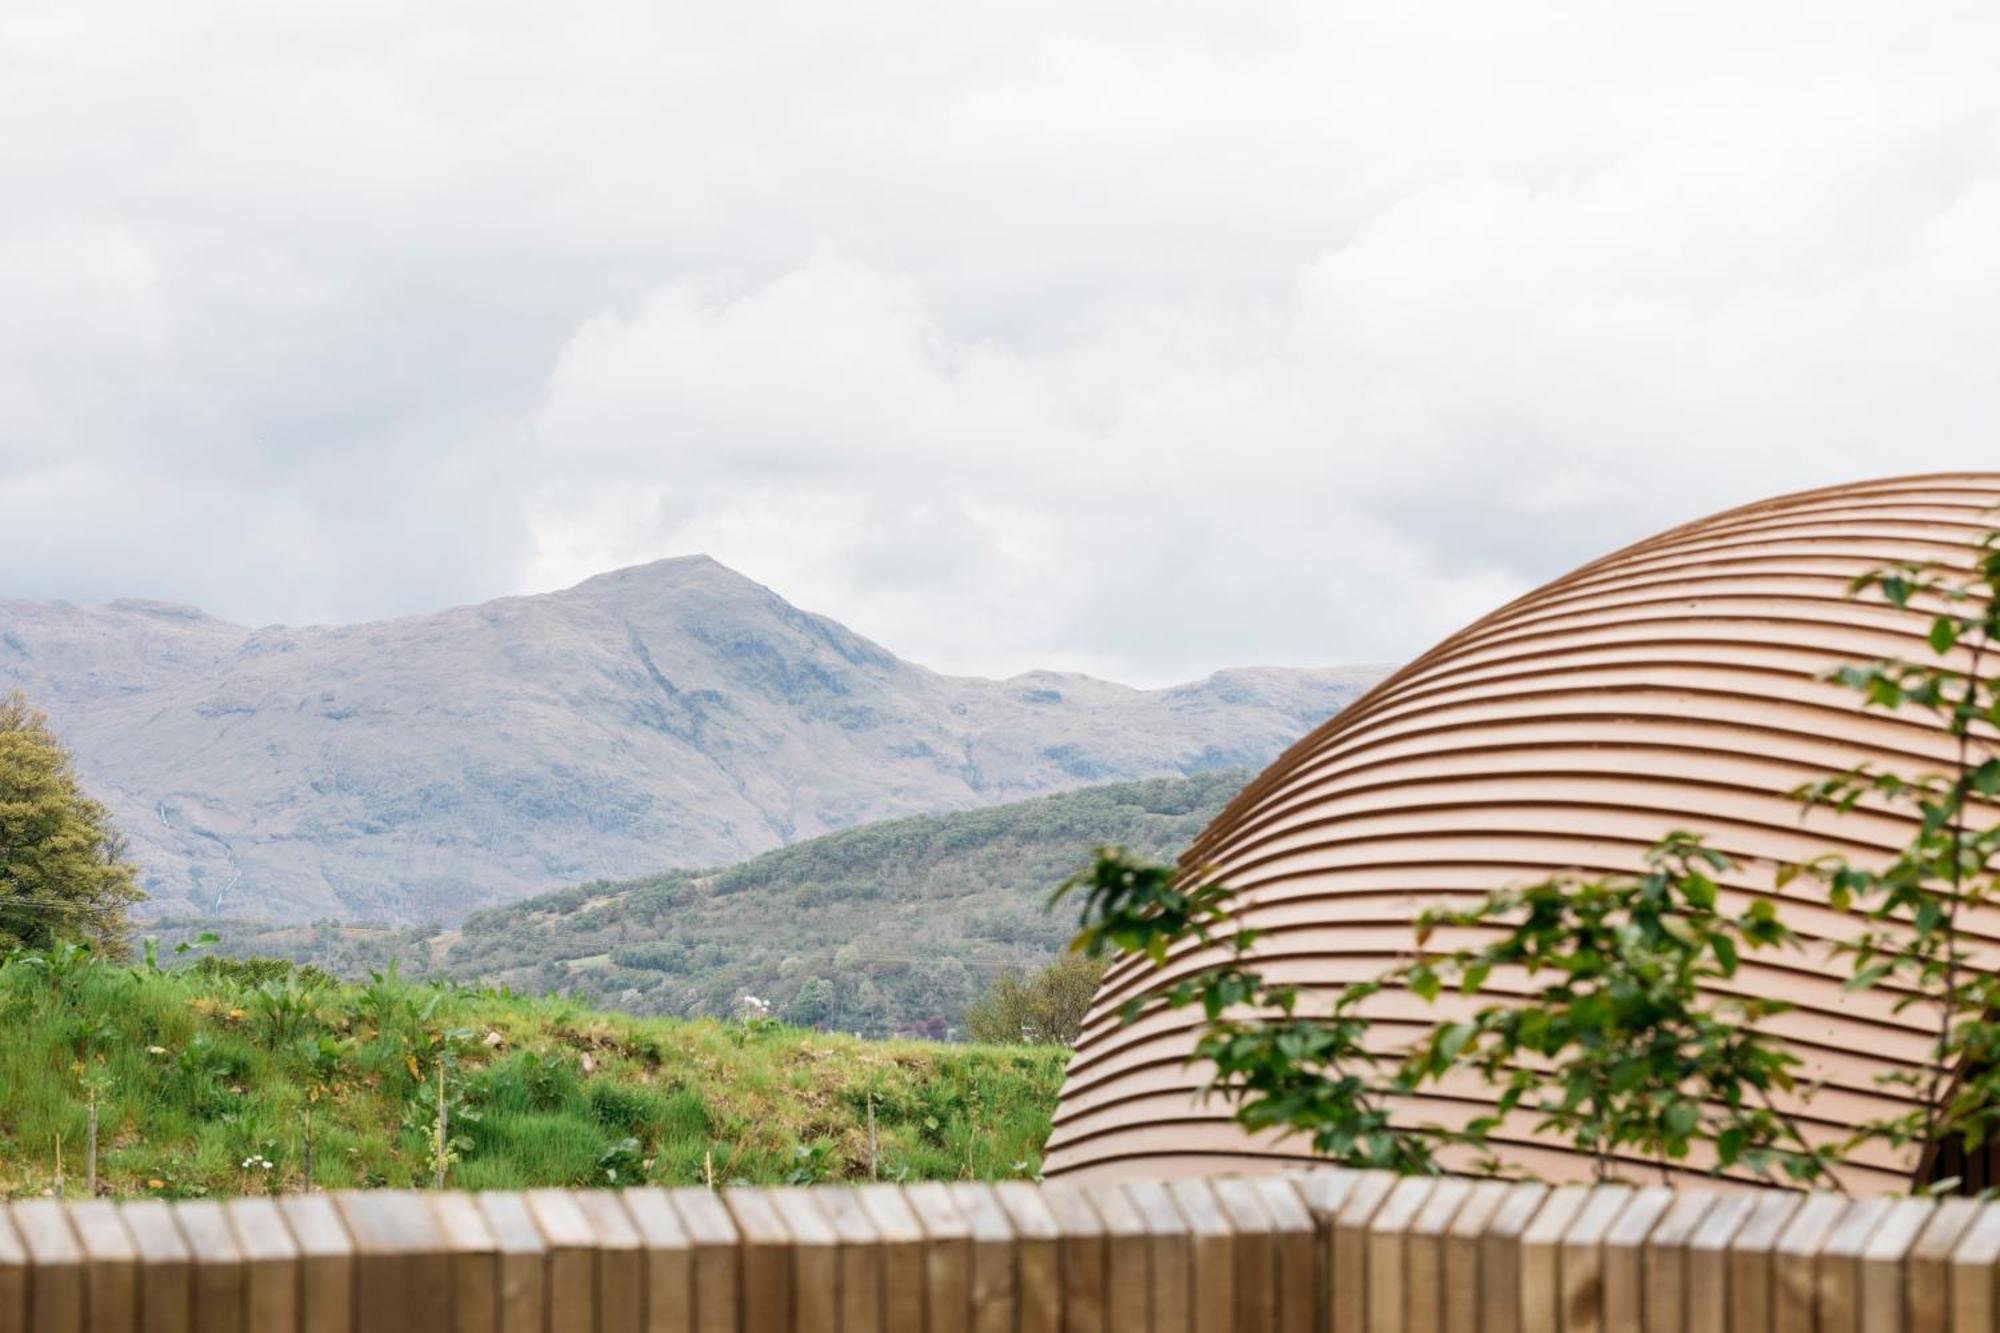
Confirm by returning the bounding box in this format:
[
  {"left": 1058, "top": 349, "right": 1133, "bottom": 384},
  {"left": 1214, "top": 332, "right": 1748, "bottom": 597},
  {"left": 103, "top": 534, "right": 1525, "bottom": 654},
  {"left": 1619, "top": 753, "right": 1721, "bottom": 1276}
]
[{"left": 1, "top": 558, "right": 1387, "bottom": 924}]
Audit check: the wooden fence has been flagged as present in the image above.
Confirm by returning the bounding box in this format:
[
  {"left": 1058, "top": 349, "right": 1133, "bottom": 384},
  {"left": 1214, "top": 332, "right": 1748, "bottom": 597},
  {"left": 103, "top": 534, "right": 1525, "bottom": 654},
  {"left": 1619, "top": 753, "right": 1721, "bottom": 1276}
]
[{"left": 5, "top": 1171, "right": 2000, "bottom": 1332}]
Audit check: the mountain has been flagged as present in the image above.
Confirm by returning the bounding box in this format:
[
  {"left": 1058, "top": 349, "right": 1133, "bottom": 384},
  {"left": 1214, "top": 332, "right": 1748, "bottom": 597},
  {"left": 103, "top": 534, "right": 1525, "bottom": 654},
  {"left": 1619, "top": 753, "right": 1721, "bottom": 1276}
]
[
  {"left": 2, "top": 558, "right": 1386, "bottom": 923},
  {"left": 161, "top": 770, "right": 1247, "bottom": 1036}
]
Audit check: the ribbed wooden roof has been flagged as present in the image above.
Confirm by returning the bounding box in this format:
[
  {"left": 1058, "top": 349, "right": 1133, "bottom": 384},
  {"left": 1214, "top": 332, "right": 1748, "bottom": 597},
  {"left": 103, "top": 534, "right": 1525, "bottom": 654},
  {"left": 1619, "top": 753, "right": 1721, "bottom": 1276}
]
[{"left": 1044, "top": 472, "right": 2000, "bottom": 1191}]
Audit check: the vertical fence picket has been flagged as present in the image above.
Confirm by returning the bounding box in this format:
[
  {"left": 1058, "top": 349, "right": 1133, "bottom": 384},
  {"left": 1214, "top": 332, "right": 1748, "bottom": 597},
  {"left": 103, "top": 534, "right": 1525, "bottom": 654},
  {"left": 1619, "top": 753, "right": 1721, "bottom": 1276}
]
[
  {"left": 766, "top": 1189, "right": 840, "bottom": 1333},
  {"left": 1080, "top": 1183, "right": 1149, "bottom": 1333},
  {"left": 1599, "top": 1187, "right": 1673, "bottom": 1333},
  {"left": 525, "top": 1189, "right": 599, "bottom": 1333},
  {"left": 904, "top": 1183, "right": 975, "bottom": 1333},
  {"left": 430, "top": 1192, "right": 500, "bottom": 1333},
  {"left": 573, "top": 1190, "right": 645, "bottom": 1333},
  {"left": 1163, "top": 1179, "right": 1235, "bottom": 1333},
  {"left": 1559, "top": 1186, "right": 1633, "bottom": 1333},
  {"left": 1251, "top": 1179, "right": 1316, "bottom": 1333},
  {"left": 1906, "top": 1198, "right": 1982, "bottom": 1333},
  {"left": 1404, "top": 1179, "right": 1473, "bottom": 1333},
  {"left": 1442, "top": 1180, "right": 1516, "bottom": 1333},
  {"left": 1287, "top": 1170, "right": 1355, "bottom": 1333},
  {"left": 63, "top": 1201, "right": 136, "bottom": 1333},
  {"left": 277, "top": 1194, "right": 355, "bottom": 1333},
  {"left": 222, "top": 1198, "right": 299, "bottom": 1333},
  {"left": 993, "top": 1182, "right": 1062, "bottom": 1333},
  {"left": 1040, "top": 1180, "right": 1109, "bottom": 1333},
  {"left": 854, "top": 1186, "right": 928, "bottom": 1333},
  {"left": 332, "top": 1190, "right": 450, "bottom": 1333},
  {"left": 1771, "top": 1194, "right": 1847, "bottom": 1333},
  {"left": 473, "top": 1192, "right": 550, "bottom": 1333},
  {"left": 1121, "top": 1183, "right": 1189, "bottom": 1333},
  {"left": 718, "top": 1189, "right": 794, "bottom": 1333},
  {"left": 1945, "top": 1203, "right": 2000, "bottom": 1333},
  {"left": 10, "top": 1201, "right": 84, "bottom": 1333},
  {"left": 1637, "top": 1191, "right": 1711, "bottom": 1333},
  {"left": 171, "top": 1200, "right": 247, "bottom": 1333},
  {"left": 815, "top": 1186, "right": 887, "bottom": 1333},
  {"left": 1860, "top": 1200, "right": 1937, "bottom": 1333},
  {"left": 1818, "top": 1197, "right": 1895, "bottom": 1333},
  {"left": 1364, "top": 1178, "right": 1437, "bottom": 1333},
  {"left": 666, "top": 1188, "right": 743, "bottom": 1333},
  {"left": 619, "top": 1188, "right": 693, "bottom": 1333},
  {"left": 1215, "top": 1177, "right": 1285, "bottom": 1333},
  {"left": 1330, "top": 1172, "right": 1399, "bottom": 1333},
  {"left": 947, "top": 1183, "right": 1022, "bottom": 1333},
  {"left": 1516, "top": 1186, "right": 1593, "bottom": 1333},
  {"left": 113, "top": 1202, "right": 188, "bottom": 1333},
  {"left": 1684, "top": 1193, "right": 1757, "bottom": 1333},
  {"left": 1726, "top": 1192, "right": 1801, "bottom": 1333}
]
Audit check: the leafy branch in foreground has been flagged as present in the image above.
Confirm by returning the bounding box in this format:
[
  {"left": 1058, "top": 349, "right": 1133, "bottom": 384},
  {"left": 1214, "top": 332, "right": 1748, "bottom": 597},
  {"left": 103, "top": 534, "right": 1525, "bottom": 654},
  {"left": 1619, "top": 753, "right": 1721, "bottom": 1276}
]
[
  {"left": 1055, "top": 849, "right": 1437, "bottom": 1172},
  {"left": 1405, "top": 834, "right": 1839, "bottom": 1187},
  {"left": 1787, "top": 528, "right": 2000, "bottom": 1181}
]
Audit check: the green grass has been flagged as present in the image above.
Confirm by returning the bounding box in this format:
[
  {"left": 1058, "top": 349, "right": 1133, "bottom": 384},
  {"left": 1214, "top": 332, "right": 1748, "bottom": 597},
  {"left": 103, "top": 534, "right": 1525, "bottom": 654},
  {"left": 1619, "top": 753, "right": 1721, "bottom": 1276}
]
[{"left": 0, "top": 947, "right": 1066, "bottom": 1200}]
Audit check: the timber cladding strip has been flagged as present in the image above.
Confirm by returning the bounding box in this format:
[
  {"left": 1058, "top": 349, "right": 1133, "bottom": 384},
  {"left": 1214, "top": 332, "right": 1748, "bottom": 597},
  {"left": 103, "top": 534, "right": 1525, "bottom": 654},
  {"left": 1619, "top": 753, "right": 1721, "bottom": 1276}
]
[
  {"left": 4, "top": 1172, "right": 2000, "bottom": 1332},
  {"left": 0, "top": 1176, "right": 2000, "bottom": 1320}
]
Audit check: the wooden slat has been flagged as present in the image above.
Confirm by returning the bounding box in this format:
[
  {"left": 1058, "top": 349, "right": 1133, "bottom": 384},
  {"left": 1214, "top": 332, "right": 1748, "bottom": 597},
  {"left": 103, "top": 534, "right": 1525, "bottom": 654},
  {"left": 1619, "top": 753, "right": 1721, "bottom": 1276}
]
[
  {"left": 1860, "top": 1199, "right": 1937, "bottom": 1333},
  {"left": 1215, "top": 1176, "right": 1284, "bottom": 1333},
  {"left": 1947, "top": 1204, "right": 2000, "bottom": 1333},
  {"left": 61, "top": 1202, "right": 135, "bottom": 1333},
  {"left": 1122, "top": 1183, "right": 1189, "bottom": 1333},
  {"left": 1251, "top": 1180, "right": 1316, "bottom": 1333},
  {"left": 1403, "top": 1179, "right": 1472, "bottom": 1333},
  {"left": 474, "top": 1193, "right": 550, "bottom": 1333},
  {"left": 222, "top": 1198, "right": 299, "bottom": 1333},
  {"left": 526, "top": 1189, "right": 598, "bottom": 1333},
  {"left": 432, "top": 1192, "right": 500, "bottom": 1333},
  {"left": 1559, "top": 1186, "right": 1633, "bottom": 1333},
  {"left": 1364, "top": 1178, "right": 1436, "bottom": 1333},
  {"left": 574, "top": 1190, "right": 645, "bottom": 1333},
  {"left": 1727, "top": 1191, "right": 1801, "bottom": 1332},
  {"left": 1600, "top": 1187, "right": 1674, "bottom": 1333},
  {"left": 720, "top": 1188, "right": 793, "bottom": 1333},
  {"left": 1906, "top": 1198, "right": 1982, "bottom": 1333},
  {"left": 948, "top": 1184, "right": 1022, "bottom": 1333},
  {"left": 170, "top": 1200, "right": 245, "bottom": 1333},
  {"left": 619, "top": 1189, "right": 694, "bottom": 1333},
  {"left": 0, "top": 1204, "right": 25, "bottom": 1333},
  {"left": 11, "top": 1201, "right": 84, "bottom": 1333},
  {"left": 1771, "top": 1194, "right": 1847, "bottom": 1333},
  {"left": 333, "top": 1190, "right": 450, "bottom": 1333},
  {"left": 1040, "top": 1180, "right": 1109, "bottom": 1333},
  {"left": 854, "top": 1187, "right": 928, "bottom": 1333},
  {"left": 666, "top": 1189, "right": 743, "bottom": 1333},
  {"left": 1818, "top": 1196, "right": 1896, "bottom": 1333},
  {"left": 1286, "top": 1171, "right": 1354, "bottom": 1333},
  {"left": 1517, "top": 1185, "right": 1593, "bottom": 1333},
  {"left": 1684, "top": 1192, "right": 1757, "bottom": 1333},
  {"left": 1164, "top": 1180, "right": 1235, "bottom": 1333},
  {"left": 1080, "top": 1183, "right": 1148, "bottom": 1333},
  {"left": 1331, "top": 1172, "right": 1399, "bottom": 1333},
  {"left": 1442, "top": 1180, "right": 1517, "bottom": 1333},
  {"left": 994, "top": 1183, "right": 1062, "bottom": 1333},
  {"left": 114, "top": 1202, "right": 189, "bottom": 1333},
  {"left": 815, "top": 1186, "right": 888, "bottom": 1333},
  {"left": 905, "top": 1183, "right": 975, "bottom": 1333},
  {"left": 767, "top": 1189, "right": 840, "bottom": 1333},
  {"left": 1638, "top": 1191, "right": 1712, "bottom": 1333},
  {"left": 277, "top": 1195, "right": 356, "bottom": 1333}
]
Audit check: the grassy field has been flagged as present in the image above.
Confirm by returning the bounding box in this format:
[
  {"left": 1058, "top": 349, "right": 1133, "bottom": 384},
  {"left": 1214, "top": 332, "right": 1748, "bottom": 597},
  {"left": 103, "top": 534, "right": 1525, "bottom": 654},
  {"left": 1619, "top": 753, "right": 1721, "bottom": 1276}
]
[{"left": 0, "top": 947, "right": 1066, "bottom": 1200}]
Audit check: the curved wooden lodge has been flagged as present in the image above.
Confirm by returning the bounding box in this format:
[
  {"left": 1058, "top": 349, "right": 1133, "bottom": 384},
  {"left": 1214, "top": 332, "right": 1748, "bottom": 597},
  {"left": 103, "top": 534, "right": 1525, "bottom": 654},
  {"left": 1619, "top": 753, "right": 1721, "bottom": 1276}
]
[{"left": 1044, "top": 472, "right": 2000, "bottom": 1193}]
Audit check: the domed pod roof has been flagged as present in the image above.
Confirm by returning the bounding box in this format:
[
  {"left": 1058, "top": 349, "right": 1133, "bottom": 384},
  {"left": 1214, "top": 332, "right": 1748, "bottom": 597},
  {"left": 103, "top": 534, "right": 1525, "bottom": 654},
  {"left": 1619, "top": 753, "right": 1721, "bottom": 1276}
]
[{"left": 1043, "top": 472, "right": 2000, "bottom": 1191}]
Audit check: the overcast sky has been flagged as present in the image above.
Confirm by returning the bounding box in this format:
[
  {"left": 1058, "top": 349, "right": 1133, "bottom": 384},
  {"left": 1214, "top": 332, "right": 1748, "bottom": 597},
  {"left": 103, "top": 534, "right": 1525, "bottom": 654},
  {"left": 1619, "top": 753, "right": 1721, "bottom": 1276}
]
[{"left": 4, "top": 1, "right": 1998, "bottom": 684}]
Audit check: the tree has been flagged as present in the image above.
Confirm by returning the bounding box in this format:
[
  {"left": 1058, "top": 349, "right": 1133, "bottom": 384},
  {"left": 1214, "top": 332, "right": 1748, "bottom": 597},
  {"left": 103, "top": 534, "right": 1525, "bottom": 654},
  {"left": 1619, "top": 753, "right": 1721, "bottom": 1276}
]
[
  {"left": 964, "top": 953, "right": 1106, "bottom": 1046},
  {"left": 1787, "top": 528, "right": 2000, "bottom": 1183},
  {"left": 0, "top": 692, "right": 141, "bottom": 957}
]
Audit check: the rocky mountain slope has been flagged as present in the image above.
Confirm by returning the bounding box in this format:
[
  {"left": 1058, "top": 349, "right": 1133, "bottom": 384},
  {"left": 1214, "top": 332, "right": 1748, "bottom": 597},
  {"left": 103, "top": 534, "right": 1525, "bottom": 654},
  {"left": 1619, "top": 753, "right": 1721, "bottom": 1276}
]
[{"left": 1, "top": 557, "right": 1385, "bottom": 923}]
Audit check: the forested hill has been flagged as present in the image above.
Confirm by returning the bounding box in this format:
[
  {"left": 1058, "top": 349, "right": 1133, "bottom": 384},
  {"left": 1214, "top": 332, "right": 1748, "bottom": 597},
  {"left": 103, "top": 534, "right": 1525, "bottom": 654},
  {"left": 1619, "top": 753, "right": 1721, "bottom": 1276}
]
[{"left": 168, "top": 771, "right": 1245, "bottom": 1037}]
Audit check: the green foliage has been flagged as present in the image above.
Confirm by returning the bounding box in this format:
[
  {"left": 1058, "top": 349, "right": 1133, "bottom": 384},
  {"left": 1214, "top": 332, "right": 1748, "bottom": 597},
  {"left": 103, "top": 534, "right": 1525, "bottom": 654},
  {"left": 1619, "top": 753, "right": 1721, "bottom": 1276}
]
[
  {"left": 963, "top": 954, "right": 1106, "bottom": 1046},
  {"left": 0, "top": 943, "right": 1064, "bottom": 1198},
  {"left": 1404, "top": 835, "right": 1833, "bottom": 1185},
  {"left": 1786, "top": 527, "right": 2000, "bottom": 1181},
  {"left": 0, "top": 692, "right": 142, "bottom": 958}
]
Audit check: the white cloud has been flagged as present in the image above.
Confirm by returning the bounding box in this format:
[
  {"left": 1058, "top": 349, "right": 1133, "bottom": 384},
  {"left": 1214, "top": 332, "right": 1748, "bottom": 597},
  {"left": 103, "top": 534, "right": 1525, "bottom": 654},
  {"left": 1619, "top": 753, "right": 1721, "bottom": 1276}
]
[{"left": 3, "top": 0, "right": 2000, "bottom": 679}]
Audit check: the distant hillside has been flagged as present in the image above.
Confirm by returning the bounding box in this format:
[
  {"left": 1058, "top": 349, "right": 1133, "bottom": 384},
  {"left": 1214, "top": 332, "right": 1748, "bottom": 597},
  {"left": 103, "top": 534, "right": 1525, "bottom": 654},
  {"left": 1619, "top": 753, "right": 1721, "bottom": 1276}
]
[
  {"left": 2, "top": 558, "right": 1385, "bottom": 923},
  {"left": 166, "top": 770, "right": 1246, "bottom": 1037}
]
